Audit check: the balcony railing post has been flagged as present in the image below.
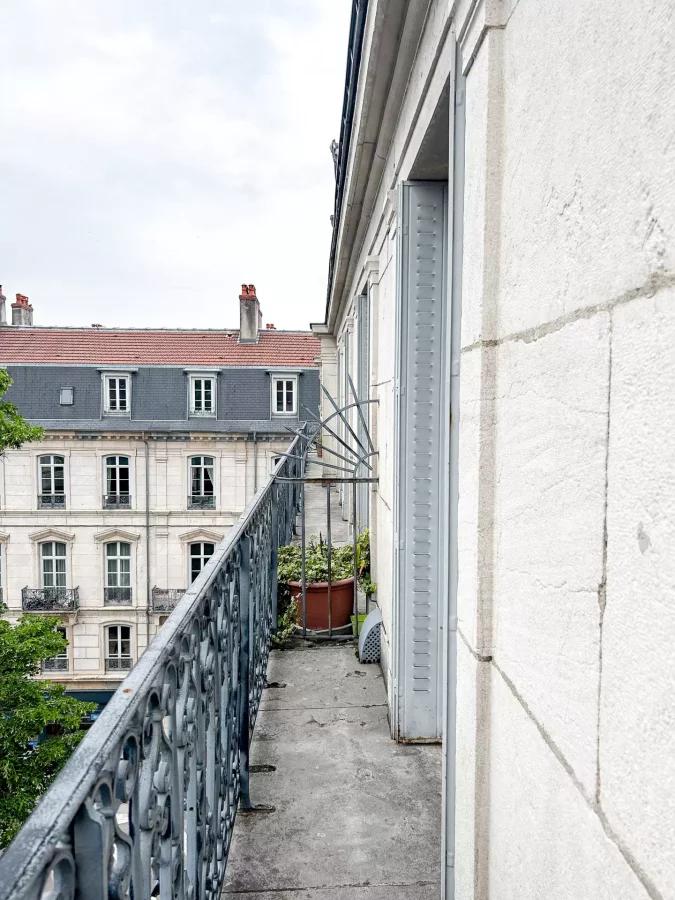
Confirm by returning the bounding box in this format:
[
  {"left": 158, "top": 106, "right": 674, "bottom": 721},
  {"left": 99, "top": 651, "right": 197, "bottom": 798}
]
[
  {"left": 270, "top": 484, "right": 279, "bottom": 635},
  {"left": 238, "top": 533, "right": 253, "bottom": 810}
]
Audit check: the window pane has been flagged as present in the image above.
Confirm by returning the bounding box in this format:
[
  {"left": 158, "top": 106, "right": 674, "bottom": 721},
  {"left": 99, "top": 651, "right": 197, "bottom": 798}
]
[
  {"left": 55, "top": 543, "right": 66, "bottom": 557},
  {"left": 119, "top": 456, "right": 129, "bottom": 466},
  {"left": 203, "top": 467, "right": 214, "bottom": 495},
  {"left": 107, "top": 543, "right": 117, "bottom": 557},
  {"left": 118, "top": 379, "right": 127, "bottom": 409},
  {"left": 109, "top": 379, "right": 117, "bottom": 410},
  {"left": 120, "top": 542, "right": 130, "bottom": 557},
  {"left": 276, "top": 381, "right": 284, "bottom": 411},
  {"left": 204, "top": 543, "right": 215, "bottom": 557},
  {"left": 120, "top": 559, "right": 131, "bottom": 586},
  {"left": 53, "top": 456, "right": 65, "bottom": 465},
  {"left": 286, "top": 381, "right": 294, "bottom": 411},
  {"left": 41, "top": 467, "right": 52, "bottom": 494},
  {"left": 42, "top": 542, "right": 52, "bottom": 557},
  {"left": 107, "top": 559, "right": 118, "bottom": 586},
  {"left": 43, "top": 558, "right": 54, "bottom": 587},
  {"left": 108, "top": 466, "right": 117, "bottom": 494},
  {"left": 204, "top": 380, "right": 212, "bottom": 410},
  {"left": 55, "top": 559, "right": 66, "bottom": 587},
  {"left": 54, "top": 467, "right": 64, "bottom": 493},
  {"left": 121, "top": 626, "right": 130, "bottom": 640},
  {"left": 121, "top": 637, "right": 131, "bottom": 656},
  {"left": 109, "top": 630, "right": 119, "bottom": 655},
  {"left": 119, "top": 468, "right": 129, "bottom": 493},
  {"left": 191, "top": 464, "right": 201, "bottom": 496},
  {"left": 190, "top": 544, "right": 201, "bottom": 556}
]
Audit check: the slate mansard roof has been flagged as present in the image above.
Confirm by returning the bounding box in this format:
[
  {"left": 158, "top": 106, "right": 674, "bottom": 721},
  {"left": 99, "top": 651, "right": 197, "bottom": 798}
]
[
  {"left": 0, "top": 327, "right": 321, "bottom": 435},
  {"left": 0, "top": 327, "right": 320, "bottom": 366}
]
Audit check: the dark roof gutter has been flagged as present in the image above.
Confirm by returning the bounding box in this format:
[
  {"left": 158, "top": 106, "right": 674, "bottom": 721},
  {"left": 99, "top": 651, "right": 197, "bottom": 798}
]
[{"left": 324, "top": 0, "right": 369, "bottom": 323}]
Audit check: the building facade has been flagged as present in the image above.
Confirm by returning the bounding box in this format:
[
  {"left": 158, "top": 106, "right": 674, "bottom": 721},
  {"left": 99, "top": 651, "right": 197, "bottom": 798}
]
[
  {"left": 0, "top": 285, "right": 320, "bottom": 711},
  {"left": 315, "top": 2, "right": 675, "bottom": 899}
]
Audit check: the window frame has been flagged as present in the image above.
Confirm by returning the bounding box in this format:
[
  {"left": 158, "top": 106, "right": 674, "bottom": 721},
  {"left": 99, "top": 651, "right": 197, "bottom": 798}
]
[
  {"left": 59, "top": 387, "right": 74, "bottom": 406},
  {"left": 270, "top": 373, "right": 298, "bottom": 417},
  {"left": 188, "top": 455, "right": 216, "bottom": 509},
  {"left": 38, "top": 454, "right": 66, "bottom": 503},
  {"left": 104, "top": 541, "right": 132, "bottom": 605},
  {"left": 105, "top": 624, "right": 133, "bottom": 671},
  {"left": 189, "top": 541, "right": 216, "bottom": 583},
  {"left": 102, "top": 372, "right": 132, "bottom": 417},
  {"left": 104, "top": 455, "right": 131, "bottom": 507},
  {"left": 188, "top": 372, "right": 217, "bottom": 418},
  {"left": 42, "top": 625, "right": 70, "bottom": 673},
  {"left": 40, "top": 541, "right": 68, "bottom": 590}
]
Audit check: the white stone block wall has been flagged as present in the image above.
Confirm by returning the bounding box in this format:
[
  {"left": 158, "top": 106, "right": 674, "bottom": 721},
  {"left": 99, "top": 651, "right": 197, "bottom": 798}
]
[
  {"left": 0, "top": 434, "right": 291, "bottom": 692},
  {"left": 321, "top": 0, "right": 675, "bottom": 895}
]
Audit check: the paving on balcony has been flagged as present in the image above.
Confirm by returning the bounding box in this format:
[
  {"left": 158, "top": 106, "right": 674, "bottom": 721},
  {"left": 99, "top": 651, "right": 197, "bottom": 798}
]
[{"left": 222, "top": 644, "right": 442, "bottom": 899}]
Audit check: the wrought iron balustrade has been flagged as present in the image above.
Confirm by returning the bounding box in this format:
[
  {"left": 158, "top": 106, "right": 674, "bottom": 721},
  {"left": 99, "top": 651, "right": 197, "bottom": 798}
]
[
  {"left": 103, "top": 493, "right": 132, "bottom": 509},
  {"left": 21, "top": 587, "right": 79, "bottom": 611},
  {"left": 42, "top": 656, "right": 69, "bottom": 672},
  {"left": 104, "top": 586, "right": 133, "bottom": 605},
  {"left": 38, "top": 494, "right": 66, "bottom": 509},
  {"left": 152, "top": 587, "right": 187, "bottom": 612},
  {"left": 105, "top": 656, "right": 133, "bottom": 672},
  {"left": 188, "top": 493, "right": 216, "bottom": 509},
  {"left": 0, "top": 429, "right": 306, "bottom": 900}
]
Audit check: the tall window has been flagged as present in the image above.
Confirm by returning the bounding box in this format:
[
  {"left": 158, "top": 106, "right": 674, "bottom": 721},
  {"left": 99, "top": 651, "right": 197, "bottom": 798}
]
[
  {"left": 103, "top": 375, "right": 130, "bottom": 414},
  {"left": 190, "top": 376, "right": 216, "bottom": 416},
  {"left": 271, "top": 375, "right": 297, "bottom": 416},
  {"left": 106, "top": 625, "right": 132, "bottom": 671},
  {"left": 188, "top": 456, "right": 215, "bottom": 509},
  {"left": 41, "top": 542, "right": 67, "bottom": 591},
  {"left": 104, "top": 456, "right": 131, "bottom": 508},
  {"left": 43, "top": 626, "right": 69, "bottom": 672},
  {"left": 38, "top": 455, "right": 65, "bottom": 508},
  {"left": 190, "top": 542, "right": 215, "bottom": 583},
  {"left": 105, "top": 542, "right": 132, "bottom": 604}
]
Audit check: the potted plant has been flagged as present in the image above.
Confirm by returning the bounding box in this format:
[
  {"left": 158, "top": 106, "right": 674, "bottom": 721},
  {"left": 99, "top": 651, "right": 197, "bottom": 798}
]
[{"left": 277, "top": 530, "right": 375, "bottom": 632}]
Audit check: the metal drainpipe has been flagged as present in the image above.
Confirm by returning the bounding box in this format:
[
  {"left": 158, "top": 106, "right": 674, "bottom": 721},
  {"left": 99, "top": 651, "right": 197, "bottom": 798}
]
[
  {"left": 441, "top": 42, "right": 466, "bottom": 900},
  {"left": 253, "top": 432, "right": 258, "bottom": 492},
  {"left": 142, "top": 433, "right": 151, "bottom": 647}
]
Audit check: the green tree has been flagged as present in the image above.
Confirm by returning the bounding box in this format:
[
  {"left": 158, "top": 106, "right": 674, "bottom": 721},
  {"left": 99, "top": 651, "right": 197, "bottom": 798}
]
[
  {"left": 0, "top": 368, "right": 43, "bottom": 449},
  {"left": 0, "top": 615, "right": 97, "bottom": 848}
]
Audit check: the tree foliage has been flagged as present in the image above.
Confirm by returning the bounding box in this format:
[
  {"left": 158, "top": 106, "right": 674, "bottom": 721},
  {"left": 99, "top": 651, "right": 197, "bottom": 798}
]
[
  {"left": 0, "top": 368, "right": 43, "bottom": 451},
  {"left": 0, "top": 615, "right": 96, "bottom": 848}
]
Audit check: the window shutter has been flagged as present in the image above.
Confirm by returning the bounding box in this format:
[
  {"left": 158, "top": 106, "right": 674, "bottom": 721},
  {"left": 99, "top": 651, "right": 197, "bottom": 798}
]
[{"left": 394, "top": 181, "right": 448, "bottom": 740}]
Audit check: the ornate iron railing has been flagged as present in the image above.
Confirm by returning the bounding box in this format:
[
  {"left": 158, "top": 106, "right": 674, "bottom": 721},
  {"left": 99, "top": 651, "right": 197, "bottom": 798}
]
[
  {"left": 38, "top": 494, "right": 66, "bottom": 509},
  {"left": 152, "top": 587, "right": 187, "bottom": 612},
  {"left": 103, "top": 493, "right": 132, "bottom": 509},
  {"left": 21, "top": 587, "right": 80, "bottom": 611},
  {"left": 105, "top": 656, "right": 133, "bottom": 672},
  {"left": 188, "top": 494, "right": 216, "bottom": 510},
  {"left": 104, "top": 586, "right": 133, "bottom": 605},
  {"left": 0, "top": 432, "right": 305, "bottom": 900},
  {"left": 42, "top": 656, "right": 69, "bottom": 672}
]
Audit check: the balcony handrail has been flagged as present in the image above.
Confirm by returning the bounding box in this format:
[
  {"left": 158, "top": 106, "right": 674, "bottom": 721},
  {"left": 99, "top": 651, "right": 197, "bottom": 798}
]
[
  {"left": 21, "top": 587, "right": 80, "bottom": 611},
  {"left": 152, "top": 586, "right": 187, "bottom": 611},
  {"left": 0, "top": 427, "right": 307, "bottom": 900}
]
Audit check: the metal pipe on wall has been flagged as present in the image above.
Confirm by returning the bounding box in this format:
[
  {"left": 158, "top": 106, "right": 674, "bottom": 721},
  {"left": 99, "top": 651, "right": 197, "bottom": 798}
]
[
  {"left": 441, "top": 40, "right": 466, "bottom": 900},
  {"left": 253, "top": 431, "right": 258, "bottom": 492},
  {"left": 142, "top": 433, "right": 151, "bottom": 649}
]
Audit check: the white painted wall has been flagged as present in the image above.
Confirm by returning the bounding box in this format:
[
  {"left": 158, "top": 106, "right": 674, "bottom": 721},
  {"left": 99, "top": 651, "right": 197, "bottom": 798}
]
[
  {"left": 0, "top": 433, "right": 291, "bottom": 691},
  {"left": 321, "top": 0, "right": 675, "bottom": 896}
]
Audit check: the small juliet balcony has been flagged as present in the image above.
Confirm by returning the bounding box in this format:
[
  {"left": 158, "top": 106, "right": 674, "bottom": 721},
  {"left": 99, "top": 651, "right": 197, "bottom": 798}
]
[
  {"left": 188, "top": 493, "right": 215, "bottom": 510},
  {"left": 21, "top": 587, "right": 79, "bottom": 612},
  {"left": 103, "top": 493, "right": 131, "bottom": 510},
  {"left": 42, "top": 655, "right": 69, "bottom": 673},
  {"left": 103, "top": 587, "right": 132, "bottom": 606},
  {"left": 37, "top": 494, "right": 66, "bottom": 510},
  {"left": 151, "top": 587, "right": 186, "bottom": 612}
]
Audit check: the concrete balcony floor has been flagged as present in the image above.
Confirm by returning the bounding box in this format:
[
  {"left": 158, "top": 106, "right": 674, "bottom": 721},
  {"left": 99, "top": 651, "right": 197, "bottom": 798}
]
[{"left": 222, "top": 644, "right": 442, "bottom": 898}]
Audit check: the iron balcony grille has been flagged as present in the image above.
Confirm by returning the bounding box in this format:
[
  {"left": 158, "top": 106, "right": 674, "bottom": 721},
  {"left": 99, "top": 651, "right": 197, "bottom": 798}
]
[
  {"left": 188, "top": 494, "right": 216, "bottom": 510},
  {"left": 103, "top": 493, "right": 132, "bottom": 509},
  {"left": 21, "top": 587, "right": 79, "bottom": 611},
  {"left": 0, "top": 426, "right": 307, "bottom": 900},
  {"left": 104, "top": 587, "right": 133, "bottom": 605},
  {"left": 105, "top": 657, "right": 133, "bottom": 672},
  {"left": 152, "top": 587, "right": 186, "bottom": 612},
  {"left": 42, "top": 657, "right": 69, "bottom": 672},
  {"left": 38, "top": 494, "right": 66, "bottom": 509}
]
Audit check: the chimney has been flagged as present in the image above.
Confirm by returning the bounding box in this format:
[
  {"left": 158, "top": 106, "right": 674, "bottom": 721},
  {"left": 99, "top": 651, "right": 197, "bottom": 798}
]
[
  {"left": 12, "top": 293, "right": 33, "bottom": 326},
  {"left": 239, "top": 283, "right": 262, "bottom": 343},
  {"left": 266, "top": 323, "right": 276, "bottom": 330},
  {"left": 0, "top": 286, "right": 6, "bottom": 326}
]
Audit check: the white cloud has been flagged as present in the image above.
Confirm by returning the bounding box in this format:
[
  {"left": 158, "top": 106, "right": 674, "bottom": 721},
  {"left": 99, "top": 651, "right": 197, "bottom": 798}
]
[{"left": 0, "top": 0, "right": 350, "bottom": 329}]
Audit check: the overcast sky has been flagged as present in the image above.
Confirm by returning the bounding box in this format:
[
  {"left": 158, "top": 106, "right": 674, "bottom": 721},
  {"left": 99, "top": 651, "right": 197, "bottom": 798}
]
[{"left": 0, "top": 1, "right": 350, "bottom": 330}]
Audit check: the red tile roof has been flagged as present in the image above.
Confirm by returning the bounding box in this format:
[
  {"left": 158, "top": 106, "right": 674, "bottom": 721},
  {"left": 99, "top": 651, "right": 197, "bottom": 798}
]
[{"left": 0, "top": 328, "right": 321, "bottom": 366}]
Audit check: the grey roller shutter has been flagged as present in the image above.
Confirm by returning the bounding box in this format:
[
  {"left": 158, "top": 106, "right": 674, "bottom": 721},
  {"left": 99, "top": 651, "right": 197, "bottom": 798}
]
[{"left": 394, "top": 181, "right": 448, "bottom": 741}]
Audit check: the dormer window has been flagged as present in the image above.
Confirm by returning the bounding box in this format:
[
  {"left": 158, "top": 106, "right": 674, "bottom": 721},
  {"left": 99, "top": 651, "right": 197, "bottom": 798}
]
[
  {"left": 102, "top": 373, "right": 131, "bottom": 416},
  {"left": 188, "top": 372, "right": 217, "bottom": 417},
  {"left": 271, "top": 374, "right": 298, "bottom": 417}
]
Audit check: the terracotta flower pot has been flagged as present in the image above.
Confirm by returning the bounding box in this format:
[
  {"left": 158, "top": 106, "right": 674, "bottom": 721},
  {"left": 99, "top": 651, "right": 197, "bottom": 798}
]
[{"left": 288, "top": 577, "right": 355, "bottom": 630}]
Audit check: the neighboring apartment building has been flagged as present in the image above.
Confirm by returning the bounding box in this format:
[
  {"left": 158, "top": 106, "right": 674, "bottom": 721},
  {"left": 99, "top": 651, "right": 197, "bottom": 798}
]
[
  {"left": 0, "top": 284, "right": 320, "bottom": 713},
  {"left": 315, "top": 2, "right": 674, "bottom": 899}
]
